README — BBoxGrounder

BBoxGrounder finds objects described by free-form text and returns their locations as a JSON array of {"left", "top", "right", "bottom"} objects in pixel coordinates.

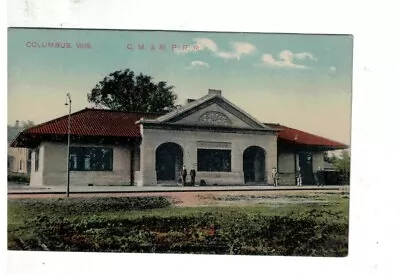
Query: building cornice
[{"left": 137, "top": 120, "right": 280, "bottom": 135}]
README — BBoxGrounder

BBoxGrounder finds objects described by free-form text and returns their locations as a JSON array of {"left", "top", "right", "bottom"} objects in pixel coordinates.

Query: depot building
[{"left": 11, "top": 89, "right": 348, "bottom": 187}]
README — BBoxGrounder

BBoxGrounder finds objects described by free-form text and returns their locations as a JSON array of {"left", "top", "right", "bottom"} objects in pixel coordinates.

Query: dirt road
[{"left": 8, "top": 188, "right": 348, "bottom": 207}]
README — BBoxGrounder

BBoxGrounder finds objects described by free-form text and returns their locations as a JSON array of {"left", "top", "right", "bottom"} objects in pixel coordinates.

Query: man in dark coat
[
  {"left": 316, "top": 167, "right": 324, "bottom": 186},
  {"left": 190, "top": 167, "right": 196, "bottom": 186},
  {"left": 181, "top": 165, "right": 187, "bottom": 185}
]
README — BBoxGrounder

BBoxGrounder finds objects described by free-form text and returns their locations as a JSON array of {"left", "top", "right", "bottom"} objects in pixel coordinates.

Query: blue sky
[{"left": 8, "top": 28, "right": 353, "bottom": 144}]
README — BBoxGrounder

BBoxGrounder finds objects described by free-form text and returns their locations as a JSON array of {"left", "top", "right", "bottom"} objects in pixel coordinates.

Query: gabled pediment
[
  {"left": 152, "top": 93, "right": 275, "bottom": 131},
  {"left": 172, "top": 102, "right": 253, "bottom": 128}
]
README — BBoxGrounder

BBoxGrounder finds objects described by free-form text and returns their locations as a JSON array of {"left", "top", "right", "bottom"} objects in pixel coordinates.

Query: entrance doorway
[
  {"left": 156, "top": 142, "right": 183, "bottom": 182},
  {"left": 243, "top": 146, "right": 266, "bottom": 183},
  {"left": 298, "top": 152, "right": 314, "bottom": 185}
]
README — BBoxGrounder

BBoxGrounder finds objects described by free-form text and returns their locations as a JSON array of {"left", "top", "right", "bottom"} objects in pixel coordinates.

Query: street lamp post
[{"left": 65, "top": 93, "right": 72, "bottom": 197}]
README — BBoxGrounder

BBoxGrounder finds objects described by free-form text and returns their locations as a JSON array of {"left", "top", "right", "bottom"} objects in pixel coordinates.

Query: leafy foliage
[{"left": 87, "top": 69, "right": 177, "bottom": 113}]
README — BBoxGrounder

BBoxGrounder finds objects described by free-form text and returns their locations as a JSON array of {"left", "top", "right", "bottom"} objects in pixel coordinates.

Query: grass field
[{"left": 8, "top": 191, "right": 349, "bottom": 256}]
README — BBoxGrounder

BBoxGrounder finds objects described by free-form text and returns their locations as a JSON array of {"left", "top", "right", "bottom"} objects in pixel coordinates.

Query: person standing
[
  {"left": 316, "top": 167, "right": 324, "bottom": 187},
  {"left": 181, "top": 165, "right": 187, "bottom": 186},
  {"left": 296, "top": 167, "right": 302, "bottom": 187},
  {"left": 272, "top": 167, "right": 279, "bottom": 187},
  {"left": 314, "top": 167, "right": 320, "bottom": 186},
  {"left": 190, "top": 166, "right": 196, "bottom": 186}
]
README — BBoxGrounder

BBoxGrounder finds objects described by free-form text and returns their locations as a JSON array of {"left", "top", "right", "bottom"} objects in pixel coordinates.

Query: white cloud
[
  {"left": 185, "top": 60, "right": 210, "bottom": 70},
  {"left": 232, "top": 42, "right": 257, "bottom": 55},
  {"left": 214, "top": 41, "right": 256, "bottom": 60},
  {"left": 175, "top": 38, "right": 218, "bottom": 54},
  {"left": 261, "top": 53, "right": 309, "bottom": 69},
  {"left": 176, "top": 38, "right": 256, "bottom": 60},
  {"left": 294, "top": 52, "right": 318, "bottom": 61},
  {"left": 259, "top": 50, "right": 317, "bottom": 69},
  {"left": 214, "top": 51, "right": 238, "bottom": 60},
  {"left": 194, "top": 38, "right": 218, "bottom": 52},
  {"left": 329, "top": 66, "right": 337, "bottom": 72},
  {"left": 279, "top": 50, "right": 295, "bottom": 62}
]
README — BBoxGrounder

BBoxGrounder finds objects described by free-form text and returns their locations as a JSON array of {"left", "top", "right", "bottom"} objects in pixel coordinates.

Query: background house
[{"left": 8, "top": 120, "right": 32, "bottom": 174}]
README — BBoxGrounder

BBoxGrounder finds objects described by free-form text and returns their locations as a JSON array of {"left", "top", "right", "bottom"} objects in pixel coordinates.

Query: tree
[
  {"left": 8, "top": 120, "right": 35, "bottom": 143},
  {"left": 323, "top": 151, "right": 337, "bottom": 164},
  {"left": 323, "top": 150, "right": 351, "bottom": 185},
  {"left": 333, "top": 150, "right": 350, "bottom": 173},
  {"left": 87, "top": 69, "right": 177, "bottom": 113},
  {"left": 331, "top": 150, "right": 351, "bottom": 185},
  {"left": 20, "top": 120, "right": 35, "bottom": 128}
]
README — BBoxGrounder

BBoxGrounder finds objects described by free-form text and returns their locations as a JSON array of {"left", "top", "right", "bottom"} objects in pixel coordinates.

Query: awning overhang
[{"left": 10, "top": 132, "right": 142, "bottom": 148}]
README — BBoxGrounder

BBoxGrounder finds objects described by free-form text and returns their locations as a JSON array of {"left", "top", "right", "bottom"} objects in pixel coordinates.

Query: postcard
[{"left": 7, "top": 28, "right": 352, "bottom": 256}]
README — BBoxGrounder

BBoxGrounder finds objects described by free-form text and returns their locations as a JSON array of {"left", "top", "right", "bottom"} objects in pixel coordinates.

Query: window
[
  {"left": 69, "top": 147, "right": 113, "bottom": 171},
  {"left": 70, "top": 154, "right": 78, "bottom": 170},
  {"left": 27, "top": 149, "right": 32, "bottom": 174},
  {"left": 133, "top": 145, "right": 140, "bottom": 171},
  {"left": 34, "top": 149, "right": 39, "bottom": 171},
  {"left": 8, "top": 156, "right": 14, "bottom": 169},
  {"left": 197, "top": 149, "right": 231, "bottom": 172}
]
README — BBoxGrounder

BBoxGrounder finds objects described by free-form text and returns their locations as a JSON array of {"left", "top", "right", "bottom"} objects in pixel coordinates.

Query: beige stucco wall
[
  {"left": 27, "top": 139, "right": 325, "bottom": 187},
  {"left": 278, "top": 152, "right": 295, "bottom": 173},
  {"left": 276, "top": 151, "right": 325, "bottom": 186},
  {"left": 278, "top": 151, "right": 325, "bottom": 173},
  {"left": 33, "top": 142, "right": 131, "bottom": 186},
  {"left": 138, "top": 126, "right": 278, "bottom": 186},
  {"left": 174, "top": 103, "right": 252, "bottom": 128},
  {"left": 26, "top": 141, "right": 325, "bottom": 187}
]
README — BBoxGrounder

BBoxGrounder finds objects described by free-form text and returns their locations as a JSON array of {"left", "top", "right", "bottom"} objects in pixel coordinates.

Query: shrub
[
  {"left": 8, "top": 196, "right": 172, "bottom": 216},
  {"left": 9, "top": 209, "right": 348, "bottom": 256},
  {"left": 8, "top": 173, "right": 30, "bottom": 183}
]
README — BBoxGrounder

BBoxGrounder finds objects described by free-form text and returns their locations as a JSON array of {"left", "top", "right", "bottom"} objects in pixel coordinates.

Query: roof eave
[{"left": 278, "top": 139, "right": 349, "bottom": 150}]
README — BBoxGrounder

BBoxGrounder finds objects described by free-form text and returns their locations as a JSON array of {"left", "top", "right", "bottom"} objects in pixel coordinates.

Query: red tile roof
[
  {"left": 11, "top": 108, "right": 348, "bottom": 149},
  {"left": 265, "top": 123, "right": 348, "bottom": 148},
  {"left": 21, "top": 108, "right": 160, "bottom": 137}
]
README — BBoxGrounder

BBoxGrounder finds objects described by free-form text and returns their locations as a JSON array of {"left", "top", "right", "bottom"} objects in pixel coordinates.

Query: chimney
[
  {"left": 15, "top": 120, "right": 20, "bottom": 128},
  {"left": 208, "top": 89, "right": 222, "bottom": 96},
  {"left": 186, "top": 98, "right": 196, "bottom": 104}
]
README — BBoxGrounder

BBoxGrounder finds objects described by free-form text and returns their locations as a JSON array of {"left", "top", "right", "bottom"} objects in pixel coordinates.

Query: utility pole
[{"left": 65, "top": 93, "right": 72, "bottom": 197}]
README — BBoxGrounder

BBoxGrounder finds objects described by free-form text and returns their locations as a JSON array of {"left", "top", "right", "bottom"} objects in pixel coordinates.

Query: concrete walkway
[{"left": 8, "top": 184, "right": 349, "bottom": 194}]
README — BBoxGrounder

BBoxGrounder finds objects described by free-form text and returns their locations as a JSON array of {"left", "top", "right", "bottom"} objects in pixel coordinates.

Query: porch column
[
  {"left": 232, "top": 143, "right": 244, "bottom": 184},
  {"left": 183, "top": 140, "right": 197, "bottom": 171},
  {"left": 138, "top": 134, "right": 157, "bottom": 187},
  {"left": 266, "top": 140, "right": 278, "bottom": 184}
]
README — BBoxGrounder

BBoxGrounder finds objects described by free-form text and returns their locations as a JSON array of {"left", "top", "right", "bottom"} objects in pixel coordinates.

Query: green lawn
[{"left": 8, "top": 193, "right": 349, "bottom": 256}]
